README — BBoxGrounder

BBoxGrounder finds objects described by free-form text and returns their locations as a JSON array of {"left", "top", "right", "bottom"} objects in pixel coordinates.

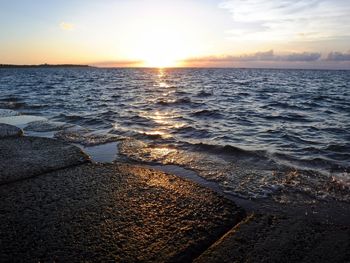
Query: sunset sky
[{"left": 1, "top": 0, "right": 350, "bottom": 68}]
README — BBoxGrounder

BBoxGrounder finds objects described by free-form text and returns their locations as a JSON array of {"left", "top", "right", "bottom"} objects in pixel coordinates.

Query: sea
[{"left": 0, "top": 67, "right": 349, "bottom": 203}]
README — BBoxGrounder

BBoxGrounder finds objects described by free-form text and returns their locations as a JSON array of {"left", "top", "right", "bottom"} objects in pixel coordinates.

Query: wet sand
[{"left": 0, "top": 123, "right": 349, "bottom": 262}]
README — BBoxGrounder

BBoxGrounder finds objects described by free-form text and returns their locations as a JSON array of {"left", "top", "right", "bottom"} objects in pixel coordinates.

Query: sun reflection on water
[
  {"left": 130, "top": 69, "right": 186, "bottom": 140},
  {"left": 157, "top": 68, "right": 165, "bottom": 78}
]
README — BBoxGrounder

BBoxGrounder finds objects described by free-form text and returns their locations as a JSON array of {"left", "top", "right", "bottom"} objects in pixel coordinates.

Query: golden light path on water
[
  {"left": 138, "top": 68, "right": 186, "bottom": 140},
  {"left": 135, "top": 68, "right": 184, "bottom": 159}
]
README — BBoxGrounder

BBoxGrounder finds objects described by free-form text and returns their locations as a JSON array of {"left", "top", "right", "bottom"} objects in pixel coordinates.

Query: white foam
[{"left": 0, "top": 109, "right": 20, "bottom": 117}]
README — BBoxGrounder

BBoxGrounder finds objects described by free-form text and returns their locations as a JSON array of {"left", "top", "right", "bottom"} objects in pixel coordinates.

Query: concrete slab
[
  {"left": 0, "top": 136, "right": 90, "bottom": 184},
  {"left": 0, "top": 163, "right": 245, "bottom": 262},
  {"left": 0, "top": 123, "right": 23, "bottom": 138},
  {"left": 194, "top": 214, "right": 350, "bottom": 263}
]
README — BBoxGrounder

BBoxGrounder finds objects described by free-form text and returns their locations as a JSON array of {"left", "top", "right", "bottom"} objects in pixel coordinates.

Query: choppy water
[{"left": 0, "top": 68, "right": 349, "bottom": 201}]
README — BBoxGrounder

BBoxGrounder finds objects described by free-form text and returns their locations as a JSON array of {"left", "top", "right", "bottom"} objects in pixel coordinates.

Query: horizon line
[{"left": 1, "top": 63, "right": 350, "bottom": 71}]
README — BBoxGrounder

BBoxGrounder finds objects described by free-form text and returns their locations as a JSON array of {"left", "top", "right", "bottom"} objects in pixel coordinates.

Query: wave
[
  {"left": 262, "top": 101, "right": 301, "bottom": 110},
  {"left": 281, "top": 133, "right": 320, "bottom": 145},
  {"left": 182, "top": 141, "right": 268, "bottom": 161},
  {"left": 191, "top": 142, "right": 249, "bottom": 155},
  {"left": 0, "top": 98, "right": 27, "bottom": 109},
  {"left": 190, "top": 109, "right": 223, "bottom": 118},
  {"left": 324, "top": 143, "right": 350, "bottom": 153},
  {"left": 197, "top": 90, "right": 212, "bottom": 97},
  {"left": 156, "top": 97, "right": 192, "bottom": 106},
  {"left": 272, "top": 151, "right": 349, "bottom": 173},
  {"left": 53, "top": 113, "right": 88, "bottom": 123},
  {"left": 0, "top": 97, "right": 23, "bottom": 102},
  {"left": 49, "top": 113, "right": 112, "bottom": 131},
  {"left": 264, "top": 113, "right": 311, "bottom": 122}
]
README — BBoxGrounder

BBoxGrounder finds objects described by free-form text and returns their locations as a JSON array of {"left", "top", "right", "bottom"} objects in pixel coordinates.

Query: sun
[
  {"left": 126, "top": 26, "right": 191, "bottom": 68},
  {"left": 143, "top": 55, "right": 176, "bottom": 68},
  {"left": 141, "top": 50, "right": 180, "bottom": 68},
  {"left": 137, "top": 34, "right": 186, "bottom": 68},
  {"left": 117, "top": 8, "right": 208, "bottom": 68}
]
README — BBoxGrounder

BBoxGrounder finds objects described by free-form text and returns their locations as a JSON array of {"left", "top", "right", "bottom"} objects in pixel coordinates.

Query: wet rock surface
[
  {"left": 194, "top": 213, "right": 350, "bottom": 263},
  {"left": 0, "top": 163, "right": 244, "bottom": 262},
  {"left": 0, "top": 123, "right": 23, "bottom": 138},
  {"left": 0, "top": 136, "right": 90, "bottom": 184}
]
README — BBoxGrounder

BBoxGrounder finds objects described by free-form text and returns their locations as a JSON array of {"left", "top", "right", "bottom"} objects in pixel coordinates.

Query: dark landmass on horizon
[{"left": 0, "top": 64, "right": 91, "bottom": 68}]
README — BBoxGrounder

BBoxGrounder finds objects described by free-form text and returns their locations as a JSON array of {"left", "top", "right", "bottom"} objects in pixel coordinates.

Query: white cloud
[
  {"left": 220, "top": 0, "right": 319, "bottom": 23},
  {"left": 60, "top": 22, "right": 74, "bottom": 31},
  {"left": 219, "top": 0, "right": 350, "bottom": 41}
]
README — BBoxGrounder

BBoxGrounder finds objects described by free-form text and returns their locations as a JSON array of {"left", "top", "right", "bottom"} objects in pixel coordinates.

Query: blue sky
[{"left": 0, "top": 0, "right": 349, "bottom": 68}]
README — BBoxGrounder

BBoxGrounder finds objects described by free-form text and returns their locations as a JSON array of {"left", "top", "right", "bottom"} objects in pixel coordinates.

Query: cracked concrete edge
[
  {"left": 0, "top": 123, "right": 24, "bottom": 138},
  {"left": 0, "top": 135, "right": 91, "bottom": 184}
]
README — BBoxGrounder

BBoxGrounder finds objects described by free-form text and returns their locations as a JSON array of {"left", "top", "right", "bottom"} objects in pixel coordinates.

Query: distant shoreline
[{"left": 0, "top": 64, "right": 91, "bottom": 68}]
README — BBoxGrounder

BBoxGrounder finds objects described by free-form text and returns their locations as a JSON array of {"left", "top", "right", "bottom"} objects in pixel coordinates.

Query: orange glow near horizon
[{"left": 142, "top": 57, "right": 179, "bottom": 68}]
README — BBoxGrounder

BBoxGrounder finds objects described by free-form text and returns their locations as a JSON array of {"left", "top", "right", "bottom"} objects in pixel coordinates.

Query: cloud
[
  {"left": 282, "top": 52, "right": 321, "bottom": 62},
  {"left": 91, "top": 60, "right": 143, "bottom": 67},
  {"left": 326, "top": 51, "right": 350, "bottom": 61},
  {"left": 241, "top": 50, "right": 275, "bottom": 61},
  {"left": 60, "top": 22, "right": 74, "bottom": 31},
  {"left": 220, "top": 0, "right": 319, "bottom": 23},
  {"left": 186, "top": 50, "right": 321, "bottom": 63},
  {"left": 219, "top": 0, "right": 350, "bottom": 41}
]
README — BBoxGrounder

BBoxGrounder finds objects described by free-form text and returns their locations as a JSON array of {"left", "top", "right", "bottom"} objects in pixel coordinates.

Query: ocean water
[{"left": 0, "top": 68, "right": 349, "bottom": 201}]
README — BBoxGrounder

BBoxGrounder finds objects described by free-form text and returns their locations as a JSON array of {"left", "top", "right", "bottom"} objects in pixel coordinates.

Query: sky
[{"left": 0, "top": 0, "right": 349, "bottom": 69}]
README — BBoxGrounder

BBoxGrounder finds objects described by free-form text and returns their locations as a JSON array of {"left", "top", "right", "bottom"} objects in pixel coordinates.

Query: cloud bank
[
  {"left": 186, "top": 50, "right": 321, "bottom": 63},
  {"left": 183, "top": 50, "right": 350, "bottom": 69},
  {"left": 326, "top": 51, "right": 350, "bottom": 61}
]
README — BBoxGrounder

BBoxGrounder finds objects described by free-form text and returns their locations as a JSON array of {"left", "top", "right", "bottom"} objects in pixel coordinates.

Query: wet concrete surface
[
  {"left": 0, "top": 136, "right": 90, "bottom": 184},
  {"left": 0, "top": 162, "right": 244, "bottom": 262},
  {"left": 195, "top": 213, "right": 350, "bottom": 263}
]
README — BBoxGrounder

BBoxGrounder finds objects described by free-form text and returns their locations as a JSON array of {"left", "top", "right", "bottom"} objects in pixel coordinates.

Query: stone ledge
[
  {"left": 0, "top": 136, "right": 90, "bottom": 184},
  {"left": 0, "top": 123, "right": 23, "bottom": 138},
  {"left": 194, "top": 213, "right": 350, "bottom": 263},
  {"left": 0, "top": 163, "right": 245, "bottom": 262}
]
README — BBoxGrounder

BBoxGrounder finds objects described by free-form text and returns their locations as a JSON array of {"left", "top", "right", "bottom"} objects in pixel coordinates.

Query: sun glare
[
  {"left": 138, "top": 34, "right": 186, "bottom": 68},
  {"left": 140, "top": 43, "right": 177, "bottom": 67},
  {"left": 110, "top": 2, "right": 213, "bottom": 68},
  {"left": 123, "top": 22, "right": 194, "bottom": 68},
  {"left": 143, "top": 57, "right": 176, "bottom": 68}
]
